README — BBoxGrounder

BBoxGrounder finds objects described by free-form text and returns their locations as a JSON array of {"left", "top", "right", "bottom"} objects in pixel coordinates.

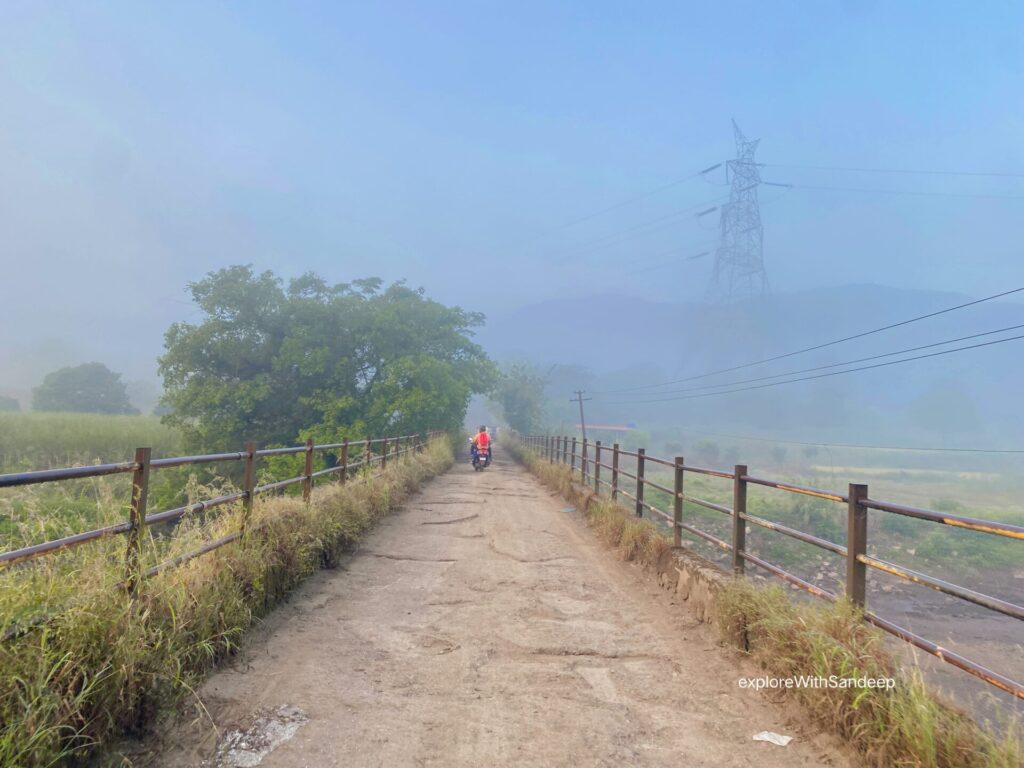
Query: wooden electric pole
[{"left": 570, "top": 390, "right": 592, "bottom": 442}]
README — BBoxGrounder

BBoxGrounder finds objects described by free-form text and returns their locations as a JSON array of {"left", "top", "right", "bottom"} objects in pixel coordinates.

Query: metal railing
[
  {"left": 0, "top": 431, "right": 448, "bottom": 594},
  {"left": 520, "top": 433, "right": 1024, "bottom": 700}
]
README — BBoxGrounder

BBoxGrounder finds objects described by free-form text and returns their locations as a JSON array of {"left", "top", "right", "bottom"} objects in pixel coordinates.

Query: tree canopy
[
  {"left": 159, "top": 266, "right": 495, "bottom": 450},
  {"left": 32, "top": 363, "right": 139, "bottom": 415},
  {"left": 490, "top": 363, "right": 547, "bottom": 434}
]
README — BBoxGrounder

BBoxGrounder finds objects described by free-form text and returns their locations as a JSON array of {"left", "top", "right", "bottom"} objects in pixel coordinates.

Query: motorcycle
[{"left": 470, "top": 442, "right": 491, "bottom": 471}]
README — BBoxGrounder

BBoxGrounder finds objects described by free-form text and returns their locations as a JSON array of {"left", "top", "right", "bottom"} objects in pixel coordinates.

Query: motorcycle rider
[{"left": 470, "top": 426, "right": 491, "bottom": 465}]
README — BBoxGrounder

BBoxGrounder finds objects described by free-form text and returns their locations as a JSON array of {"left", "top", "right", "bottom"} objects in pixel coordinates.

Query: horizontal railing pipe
[
  {"left": 741, "top": 512, "right": 848, "bottom": 556},
  {"left": 150, "top": 452, "right": 247, "bottom": 469},
  {"left": 680, "top": 493, "right": 733, "bottom": 517},
  {"left": 859, "top": 554, "right": 1024, "bottom": 620},
  {"left": 0, "top": 462, "right": 138, "bottom": 489},
  {"left": 0, "top": 521, "right": 133, "bottom": 567},
  {"left": 742, "top": 475, "right": 847, "bottom": 503},
  {"left": 254, "top": 446, "right": 306, "bottom": 457},
  {"left": 145, "top": 492, "right": 248, "bottom": 527},
  {"left": 862, "top": 498, "right": 1024, "bottom": 540},
  {"left": 681, "top": 465, "right": 735, "bottom": 479}
]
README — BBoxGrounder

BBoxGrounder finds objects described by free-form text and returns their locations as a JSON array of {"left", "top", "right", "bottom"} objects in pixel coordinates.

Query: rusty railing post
[
  {"left": 365, "top": 435, "right": 373, "bottom": 473},
  {"left": 340, "top": 438, "right": 349, "bottom": 485},
  {"left": 302, "top": 438, "right": 315, "bottom": 502},
  {"left": 240, "top": 441, "right": 256, "bottom": 538},
  {"left": 635, "top": 448, "right": 645, "bottom": 517},
  {"left": 571, "top": 437, "right": 578, "bottom": 477},
  {"left": 847, "top": 483, "right": 868, "bottom": 607},
  {"left": 124, "top": 447, "right": 151, "bottom": 593},
  {"left": 581, "top": 438, "right": 589, "bottom": 484},
  {"left": 382, "top": 437, "right": 388, "bottom": 469},
  {"left": 732, "top": 464, "right": 748, "bottom": 575},
  {"left": 548, "top": 435, "right": 554, "bottom": 464},
  {"left": 593, "top": 440, "right": 602, "bottom": 495},
  {"left": 673, "top": 456, "right": 684, "bottom": 548},
  {"left": 611, "top": 443, "right": 620, "bottom": 502}
]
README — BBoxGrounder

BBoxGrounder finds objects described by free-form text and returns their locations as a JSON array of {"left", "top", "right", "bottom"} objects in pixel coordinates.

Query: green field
[
  {"left": 0, "top": 412, "right": 184, "bottom": 472},
  {"left": 0, "top": 413, "right": 191, "bottom": 552}
]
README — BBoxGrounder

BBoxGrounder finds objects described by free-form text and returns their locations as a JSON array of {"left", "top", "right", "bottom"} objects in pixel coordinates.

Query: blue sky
[{"left": 1, "top": 1, "right": 1023, "bottom": 381}]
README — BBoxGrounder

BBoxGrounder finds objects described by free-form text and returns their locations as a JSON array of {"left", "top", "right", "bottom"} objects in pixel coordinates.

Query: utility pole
[{"left": 570, "top": 390, "right": 592, "bottom": 442}]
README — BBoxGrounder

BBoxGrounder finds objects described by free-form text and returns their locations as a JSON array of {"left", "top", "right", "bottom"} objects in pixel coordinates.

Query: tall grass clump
[
  {"left": 0, "top": 438, "right": 453, "bottom": 766},
  {"left": 717, "top": 580, "right": 1021, "bottom": 768},
  {"left": 507, "top": 441, "right": 671, "bottom": 568}
]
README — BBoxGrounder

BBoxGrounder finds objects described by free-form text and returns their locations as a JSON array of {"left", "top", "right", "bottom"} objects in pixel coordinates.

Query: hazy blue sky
[{"left": 2, "top": 1, "right": 1023, "bottom": 383}]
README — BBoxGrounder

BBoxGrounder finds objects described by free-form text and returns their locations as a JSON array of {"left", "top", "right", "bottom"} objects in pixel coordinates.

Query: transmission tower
[{"left": 708, "top": 120, "right": 768, "bottom": 302}]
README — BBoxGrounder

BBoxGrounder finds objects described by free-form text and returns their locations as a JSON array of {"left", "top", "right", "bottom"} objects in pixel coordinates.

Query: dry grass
[
  {"left": 0, "top": 438, "right": 453, "bottom": 766},
  {"left": 509, "top": 443, "right": 670, "bottom": 569},
  {"left": 510, "top": 439, "right": 1022, "bottom": 768},
  {"left": 717, "top": 581, "right": 1021, "bottom": 768}
]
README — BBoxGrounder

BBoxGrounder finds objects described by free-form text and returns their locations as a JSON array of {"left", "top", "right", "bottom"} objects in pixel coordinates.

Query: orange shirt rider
[{"left": 471, "top": 428, "right": 491, "bottom": 453}]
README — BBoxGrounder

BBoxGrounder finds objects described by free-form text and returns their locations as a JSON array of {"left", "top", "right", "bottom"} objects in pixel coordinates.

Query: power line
[
  {"left": 608, "top": 323, "right": 1024, "bottom": 398},
  {"left": 527, "top": 163, "right": 724, "bottom": 244},
  {"left": 602, "top": 286, "right": 1024, "bottom": 394},
  {"left": 744, "top": 162, "right": 1024, "bottom": 179},
  {"left": 762, "top": 180, "right": 1024, "bottom": 201},
  {"left": 629, "top": 249, "right": 712, "bottom": 275},
  {"left": 600, "top": 332, "right": 1024, "bottom": 404},
  {"left": 679, "top": 428, "right": 1024, "bottom": 455},
  {"left": 553, "top": 195, "right": 727, "bottom": 259}
]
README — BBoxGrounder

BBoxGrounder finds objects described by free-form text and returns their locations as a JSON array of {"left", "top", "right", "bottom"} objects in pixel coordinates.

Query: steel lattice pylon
[{"left": 708, "top": 120, "right": 768, "bottom": 302}]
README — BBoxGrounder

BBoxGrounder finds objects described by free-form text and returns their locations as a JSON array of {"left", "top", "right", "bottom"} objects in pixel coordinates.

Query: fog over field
[
  {"left": 3, "top": 3, "right": 1024, "bottom": 430},
  {"left": 2, "top": 3, "right": 1024, "bottom": 763}
]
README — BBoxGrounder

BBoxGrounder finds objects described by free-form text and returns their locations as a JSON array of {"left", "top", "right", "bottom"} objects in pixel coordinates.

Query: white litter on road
[
  {"left": 216, "top": 705, "right": 309, "bottom": 767},
  {"left": 752, "top": 731, "right": 793, "bottom": 747}
]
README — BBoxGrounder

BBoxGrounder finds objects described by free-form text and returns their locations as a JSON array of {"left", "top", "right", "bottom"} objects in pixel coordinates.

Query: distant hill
[{"left": 478, "top": 284, "right": 1024, "bottom": 444}]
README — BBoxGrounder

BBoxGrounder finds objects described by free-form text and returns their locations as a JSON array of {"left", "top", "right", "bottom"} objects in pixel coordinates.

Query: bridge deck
[{"left": 138, "top": 453, "right": 851, "bottom": 767}]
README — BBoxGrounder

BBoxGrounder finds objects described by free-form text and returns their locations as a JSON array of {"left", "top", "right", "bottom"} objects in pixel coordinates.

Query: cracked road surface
[{"left": 141, "top": 453, "right": 852, "bottom": 767}]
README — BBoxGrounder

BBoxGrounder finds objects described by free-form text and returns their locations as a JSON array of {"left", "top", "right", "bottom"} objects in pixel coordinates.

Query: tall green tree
[
  {"left": 159, "top": 266, "right": 495, "bottom": 450},
  {"left": 32, "top": 363, "right": 139, "bottom": 415},
  {"left": 491, "top": 362, "right": 546, "bottom": 434},
  {"left": 0, "top": 396, "right": 19, "bottom": 412}
]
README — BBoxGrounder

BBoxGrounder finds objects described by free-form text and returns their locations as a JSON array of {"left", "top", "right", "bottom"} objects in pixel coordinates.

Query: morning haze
[{"left": 2, "top": 2, "right": 1023, "bottom": 764}]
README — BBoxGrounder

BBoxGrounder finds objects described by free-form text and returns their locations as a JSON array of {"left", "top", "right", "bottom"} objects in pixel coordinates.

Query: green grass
[
  {"left": 0, "top": 412, "right": 184, "bottom": 472},
  {"left": 0, "top": 438, "right": 454, "bottom": 766}
]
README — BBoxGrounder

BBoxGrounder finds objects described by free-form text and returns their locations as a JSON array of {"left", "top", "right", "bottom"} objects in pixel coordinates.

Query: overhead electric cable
[
  {"left": 630, "top": 249, "right": 712, "bottom": 275},
  {"left": 608, "top": 323, "right": 1024, "bottom": 397},
  {"left": 527, "top": 163, "right": 724, "bottom": 243},
  {"left": 762, "top": 181, "right": 1024, "bottom": 201},
  {"left": 602, "top": 286, "right": 1024, "bottom": 394},
  {"left": 677, "top": 428, "right": 1024, "bottom": 455},
  {"left": 600, "top": 333, "right": 1024, "bottom": 404},
  {"left": 742, "top": 162, "right": 1024, "bottom": 179},
  {"left": 555, "top": 195, "right": 726, "bottom": 258}
]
